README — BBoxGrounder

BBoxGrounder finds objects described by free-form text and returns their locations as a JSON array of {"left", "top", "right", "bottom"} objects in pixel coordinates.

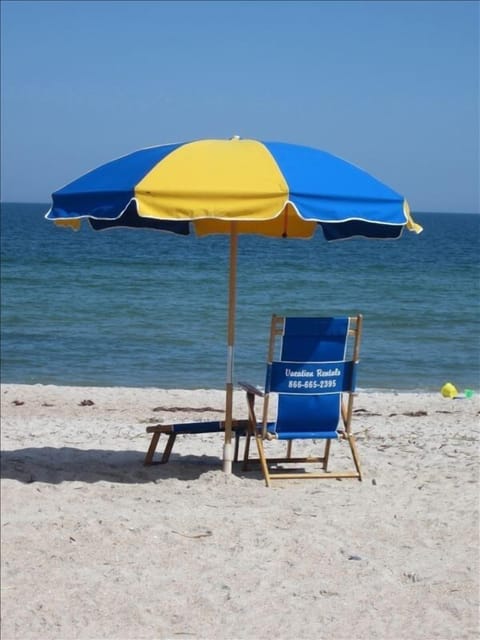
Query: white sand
[{"left": 1, "top": 383, "right": 479, "bottom": 640}]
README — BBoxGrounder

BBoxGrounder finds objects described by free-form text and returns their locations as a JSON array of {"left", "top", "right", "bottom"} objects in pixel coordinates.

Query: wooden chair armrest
[{"left": 238, "top": 381, "right": 265, "bottom": 397}]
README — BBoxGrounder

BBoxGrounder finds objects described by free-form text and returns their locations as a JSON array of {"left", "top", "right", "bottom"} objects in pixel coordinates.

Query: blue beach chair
[
  {"left": 240, "top": 315, "right": 363, "bottom": 487},
  {"left": 144, "top": 420, "right": 247, "bottom": 465}
]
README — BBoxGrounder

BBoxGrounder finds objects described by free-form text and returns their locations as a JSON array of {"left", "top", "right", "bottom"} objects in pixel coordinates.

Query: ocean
[{"left": 1, "top": 203, "right": 479, "bottom": 393}]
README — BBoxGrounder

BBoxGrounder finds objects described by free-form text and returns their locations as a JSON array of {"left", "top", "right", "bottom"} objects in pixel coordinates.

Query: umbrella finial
[{"left": 231, "top": 135, "right": 241, "bottom": 140}]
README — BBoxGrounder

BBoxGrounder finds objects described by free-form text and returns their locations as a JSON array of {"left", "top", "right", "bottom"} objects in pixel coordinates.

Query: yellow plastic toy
[{"left": 441, "top": 382, "right": 458, "bottom": 398}]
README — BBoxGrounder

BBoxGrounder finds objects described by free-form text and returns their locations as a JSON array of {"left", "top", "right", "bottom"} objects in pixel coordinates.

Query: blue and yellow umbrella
[{"left": 46, "top": 137, "right": 422, "bottom": 472}]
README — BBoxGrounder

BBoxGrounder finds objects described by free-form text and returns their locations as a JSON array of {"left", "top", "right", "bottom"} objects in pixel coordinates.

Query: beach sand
[{"left": 1, "top": 383, "right": 479, "bottom": 640}]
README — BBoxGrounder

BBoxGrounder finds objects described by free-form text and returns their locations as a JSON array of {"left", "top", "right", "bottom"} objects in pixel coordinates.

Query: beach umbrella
[{"left": 45, "top": 137, "right": 422, "bottom": 473}]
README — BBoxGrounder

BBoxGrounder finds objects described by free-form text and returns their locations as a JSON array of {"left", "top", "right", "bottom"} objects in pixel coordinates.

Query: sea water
[{"left": 1, "top": 203, "right": 479, "bottom": 392}]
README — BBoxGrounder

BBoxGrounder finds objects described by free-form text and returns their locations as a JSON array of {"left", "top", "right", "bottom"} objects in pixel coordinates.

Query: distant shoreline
[{"left": 2, "top": 381, "right": 473, "bottom": 396}]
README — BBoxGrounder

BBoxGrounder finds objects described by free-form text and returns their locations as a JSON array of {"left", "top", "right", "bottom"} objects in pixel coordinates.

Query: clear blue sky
[{"left": 1, "top": 0, "right": 478, "bottom": 213}]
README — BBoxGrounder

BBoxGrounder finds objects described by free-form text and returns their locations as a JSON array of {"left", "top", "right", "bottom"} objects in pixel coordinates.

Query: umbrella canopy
[{"left": 46, "top": 137, "right": 422, "bottom": 472}]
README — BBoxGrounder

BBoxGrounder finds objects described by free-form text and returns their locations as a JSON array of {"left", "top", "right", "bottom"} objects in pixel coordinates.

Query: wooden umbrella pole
[{"left": 223, "top": 225, "right": 238, "bottom": 473}]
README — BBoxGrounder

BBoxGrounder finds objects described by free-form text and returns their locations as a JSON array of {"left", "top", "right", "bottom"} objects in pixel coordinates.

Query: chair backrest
[{"left": 263, "top": 315, "right": 362, "bottom": 439}]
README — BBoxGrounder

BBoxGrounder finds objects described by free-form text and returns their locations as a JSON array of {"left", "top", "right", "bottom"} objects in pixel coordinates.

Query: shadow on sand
[{"left": 0, "top": 446, "right": 261, "bottom": 484}]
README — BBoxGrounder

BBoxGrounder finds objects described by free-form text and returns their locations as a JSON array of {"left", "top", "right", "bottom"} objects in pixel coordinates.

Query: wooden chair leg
[
  {"left": 323, "top": 439, "right": 332, "bottom": 471},
  {"left": 144, "top": 431, "right": 161, "bottom": 466},
  {"left": 162, "top": 433, "right": 176, "bottom": 463},
  {"left": 254, "top": 432, "right": 271, "bottom": 488},
  {"left": 286, "top": 440, "right": 293, "bottom": 459},
  {"left": 234, "top": 431, "right": 240, "bottom": 462},
  {"left": 347, "top": 434, "right": 362, "bottom": 480},
  {"left": 243, "top": 433, "right": 252, "bottom": 470}
]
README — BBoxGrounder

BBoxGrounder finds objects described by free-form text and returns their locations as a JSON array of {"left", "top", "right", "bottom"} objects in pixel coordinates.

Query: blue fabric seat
[{"left": 240, "top": 315, "right": 363, "bottom": 487}]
